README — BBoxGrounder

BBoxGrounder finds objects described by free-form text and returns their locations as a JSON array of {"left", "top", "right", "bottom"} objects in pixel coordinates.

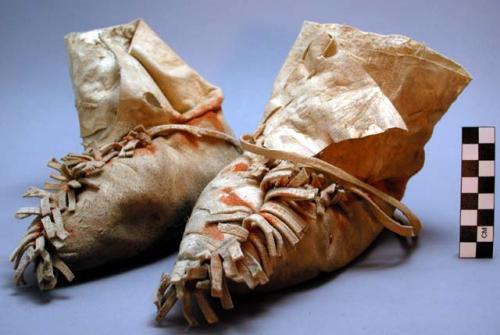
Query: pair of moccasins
[{"left": 11, "top": 19, "right": 471, "bottom": 326}]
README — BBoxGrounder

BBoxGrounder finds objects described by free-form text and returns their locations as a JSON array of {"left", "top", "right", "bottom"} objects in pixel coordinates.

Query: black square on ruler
[
  {"left": 478, "top": 177, "right": 495, "bottom": 193},
  {"left": 461, "top": 193, "right": 478, "bottom": 209},
  {"left": 462, "top": 127, "right": 479, "bottom": 144},
  {"left": 478, "top": 209, "right": 495, "bottom": 226},
  {"left": 476, "top": 242, "right": 494, "bottom": 258},
  {"left": 462, "top": 160, "right": 478, "bottom": 177},
  {"left": 479, "top": 143, "right": 495, "bottom": 160},
  {"left": 460, "top": 226, "right": 477, "bottom": 242}
]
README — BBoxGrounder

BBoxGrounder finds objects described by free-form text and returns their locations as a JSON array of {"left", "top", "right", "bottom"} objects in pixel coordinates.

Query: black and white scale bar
[{"left": 460, "top": 127, "right": 495, "bottom": 258}]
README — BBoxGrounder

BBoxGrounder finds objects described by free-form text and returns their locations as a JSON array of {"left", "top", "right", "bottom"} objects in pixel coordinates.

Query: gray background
[{"left": 1, "top": 0, "right": 499, "bottom": 334}]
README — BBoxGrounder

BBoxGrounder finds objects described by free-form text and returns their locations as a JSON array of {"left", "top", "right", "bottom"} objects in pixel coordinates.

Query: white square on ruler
[
  {"left": 479, "top": 127, "right": 495, "bottom": 143},
  {"left": 462, "top": 144, "right": 479, "bottom": 160},
  {"left": 478, "top": 193, "right": 495, "bottom": 209},
  {"left": 479, "top": 161, "right": 495, "bottom": 176},
  {"left": 477, "top": 226, "right": 494, "bottom": 242},
  {"left": 462, "top": 177, "right": 478, "bottom": 193},
  {"left": 460, "top": 242, "right": 477, "bottom": 258},
  {"left": 461, "top": 210, "right": 478, "bottom": 226}
]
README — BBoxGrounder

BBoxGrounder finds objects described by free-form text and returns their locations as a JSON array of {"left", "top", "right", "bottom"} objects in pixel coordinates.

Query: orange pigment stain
[
  {"left": 202, "top": 224, "right": 224, "bottom": 241},
  {"left": 232, "top": 162, "right": 249, "bottom": 172},
  {"left": 219, "top": 187, "right": 255, "bottom": 210},
  {"left": 187, "top": 111, "right": 225, "bottom": 132}
]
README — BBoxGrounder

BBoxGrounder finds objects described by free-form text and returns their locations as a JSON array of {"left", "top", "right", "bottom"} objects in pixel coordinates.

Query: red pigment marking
[
  {"left": 202, "top": 224, "right": 224, "bottom": 241},
  {"left": 219, "top": 187, "right": 255, "bottom": 210},
  {"left": 232, "top": 162, "right": 249, "bottom": 172},
  {"left": 180, "top": 133, "right": 200, "bottom": 148},
  {"left": 187, "top": 110, "right": 225, "bottom": 132},
  {"left": 135, "top": 143, "right": 157, "bottom": 156}
]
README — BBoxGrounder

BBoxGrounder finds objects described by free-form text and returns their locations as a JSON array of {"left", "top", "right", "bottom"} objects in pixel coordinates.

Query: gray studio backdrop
[{"left": 1, "top": 1, "right": 499, "bottom": 334}]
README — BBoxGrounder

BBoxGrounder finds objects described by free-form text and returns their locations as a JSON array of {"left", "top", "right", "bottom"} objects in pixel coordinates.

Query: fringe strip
[{"left": 11, "top": 125, "right": 240, "bottom": 290}]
